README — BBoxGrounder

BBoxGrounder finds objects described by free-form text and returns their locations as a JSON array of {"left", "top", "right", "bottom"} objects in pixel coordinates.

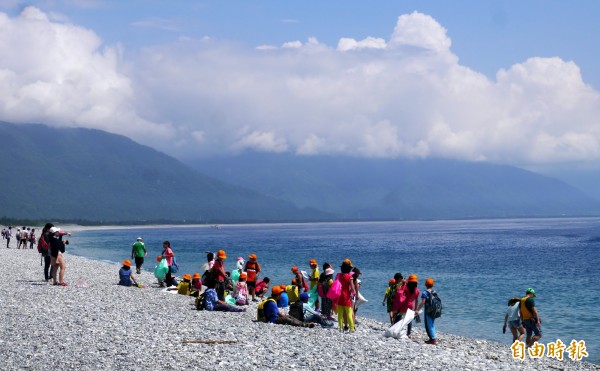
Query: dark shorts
[
  {"left": 523, "top": 319, "right": 542, "bottom": 337},
  {"left": 134, "top": 257, "right": 144, "bottom": 267},
  {"left": 247, "top": 281, "right": 256, "bottom": 288}
]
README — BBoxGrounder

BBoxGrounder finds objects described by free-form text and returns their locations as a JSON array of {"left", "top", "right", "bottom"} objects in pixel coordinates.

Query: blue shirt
[
  {"left": 204, "top": 288, "right": 218, "bottom": 311},
  {"left": 119, "top": 268, "right": 133, "bottom": 286},
  {"left": 278, "top": 292, "right": 289, "bottom": 307},
  {"left": 264, "top": 299, "right": 279, "bottom": 323}
]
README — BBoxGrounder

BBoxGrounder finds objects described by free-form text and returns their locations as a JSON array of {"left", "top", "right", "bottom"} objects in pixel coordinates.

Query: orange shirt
[{"left": 244, "top": 261, "right": 261, "bottom": 282}]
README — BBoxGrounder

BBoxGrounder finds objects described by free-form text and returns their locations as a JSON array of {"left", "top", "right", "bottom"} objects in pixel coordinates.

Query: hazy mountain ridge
[
  {"left": 0, "top": 122, "right": 325, "bottom": 223},
  {"left": 190, "top": 153, "right": 600, "bottom": 220}
]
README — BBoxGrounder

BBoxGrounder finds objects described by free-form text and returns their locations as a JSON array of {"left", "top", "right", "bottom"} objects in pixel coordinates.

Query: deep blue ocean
[{"left": 68, "top": 217, "right": 599, "bottom": 364}]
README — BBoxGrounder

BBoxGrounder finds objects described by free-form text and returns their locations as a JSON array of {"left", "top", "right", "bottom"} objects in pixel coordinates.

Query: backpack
[
  {"left": 195, "top": 291, "right": 207, "bottom": 310},
  {"left": 170, "top": 256, "right": 179, "bottom": 274},
  {"left": 256, "top": 298, "right": 276, "bottom": 322},
  {"left": 37, "top": 235, "right": 49, "bottom": 254},
  {"left": 426, "top": 290, "right": 443, "bottom": 318},
  {"left": 289, "top": 301, "right": 304, "bottom": 322}
]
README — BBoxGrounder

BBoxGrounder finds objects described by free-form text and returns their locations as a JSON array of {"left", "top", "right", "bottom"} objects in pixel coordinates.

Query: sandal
[{"left": 59, "top": 282, "right": 68, "bottom": 286}]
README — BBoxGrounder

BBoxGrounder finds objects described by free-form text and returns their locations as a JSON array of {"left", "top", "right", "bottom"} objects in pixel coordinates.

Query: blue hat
[{"left": 299, "top": 292, "right": 309, "bottom": 302}]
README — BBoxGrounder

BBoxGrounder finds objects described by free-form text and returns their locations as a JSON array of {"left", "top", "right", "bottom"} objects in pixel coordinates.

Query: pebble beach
[{"left": 0, "top": 247, "right": 596, "bottom": 370}]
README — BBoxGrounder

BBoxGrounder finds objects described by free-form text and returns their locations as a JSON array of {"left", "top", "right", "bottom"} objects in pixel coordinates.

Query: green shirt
[{"left": 132, "top": 241, "right": 146, "bottom": 257}]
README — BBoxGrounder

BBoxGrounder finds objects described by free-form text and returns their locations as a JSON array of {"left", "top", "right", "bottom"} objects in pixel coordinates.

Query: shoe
[
  {"left": 136, "top": 269, "right": 141, "bottom": 274},
  {"left": 425, "top": 339, "right": 437, "bottom": 345},
  {"left": 252, "top": 298, "right": 258, "bottom": 302},
  {"left": 344, "top": 325, "right": 349, "bottom": 331},
  {"left": 59, "top": 282, "right": 68, "bottom": 286},
  {"left": 304, "top": 323, "right": 315, "bottom": 328}
]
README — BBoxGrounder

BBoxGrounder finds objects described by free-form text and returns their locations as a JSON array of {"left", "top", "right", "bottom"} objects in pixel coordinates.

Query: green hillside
[{"left": 0, "top": 122, "right": 324, "bottom": 223}]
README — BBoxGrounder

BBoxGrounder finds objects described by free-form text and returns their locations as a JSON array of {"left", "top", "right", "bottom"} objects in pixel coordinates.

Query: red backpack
[{"left": 37, "top": 235, "right": 49, "bottom": 254}]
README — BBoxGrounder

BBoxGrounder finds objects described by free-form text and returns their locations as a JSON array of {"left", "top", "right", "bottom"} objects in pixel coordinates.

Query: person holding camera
[{"left": 49, "top": 226, "right": 70, "bottom": 286}]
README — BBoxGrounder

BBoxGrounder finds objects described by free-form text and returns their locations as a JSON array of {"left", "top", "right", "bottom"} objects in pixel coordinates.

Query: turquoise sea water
[{"left": 67, "top": 217, "right": 599, "bottom": 364}]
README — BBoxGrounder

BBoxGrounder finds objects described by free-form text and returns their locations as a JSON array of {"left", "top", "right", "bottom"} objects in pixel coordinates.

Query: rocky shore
[{"left": 0, "top": 248, "right": 596, "bottom": 370}]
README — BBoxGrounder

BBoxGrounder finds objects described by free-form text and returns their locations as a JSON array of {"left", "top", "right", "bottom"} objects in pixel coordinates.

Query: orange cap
[
  {"left": 425, "top": 278, "right": 434, "bottom": 287},
  {"left": 291, "top": 266, "right": 298, "bottom": 273},
  {"left": 309, "top": 259, "right": 317, "bottom": 266},
  {"left": 157, "top": 255, "right": 162, "bottom": 262},
  {"left": 272, "top": 286, "right": 284, "bottom": 295},
  {"left": 249, "top": 254, "right": 257, "bottom": 261},
  {"left": 183, "top": 274, "right": 192, "bottom": 281},
  {"left": 217, "top": 250, "right": 227, "bottom": 259},
  {"left": 388, "top": 279, "right": 396, "bottom": 285},
  {"left": 279, "top": 284, "right": 287, "bottom": 290},
  {"left": 193, "top": 273, "right": 201, "bottom": 279},
  {"left": 343, "top": 259, "right": 353, "bottom": 267},
  {"left": 240, "top": 272, "right": 247, "bottom": 279},
  {"left": 122, "top": 260, "right": 131, "bottom": 267},
  {"left": 407, "top": 274, "right": 418, "bottom": 283},
  {"left": 291, "top": 278, "right": 297, "bottom": 284}
]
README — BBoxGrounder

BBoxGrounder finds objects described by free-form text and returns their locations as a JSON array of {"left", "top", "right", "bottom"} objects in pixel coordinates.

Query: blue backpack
[{"left": 170, "top": 256, "right": 179, "bottom": 274}]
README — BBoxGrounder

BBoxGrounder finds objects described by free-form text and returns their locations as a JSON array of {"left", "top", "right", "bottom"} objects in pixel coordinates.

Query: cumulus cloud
[
  {"left": 1, "top": 8, "right": 600, "bottom": 167},
  {"left": 0, "top": 7, "right": 173, "bottom": 142}
]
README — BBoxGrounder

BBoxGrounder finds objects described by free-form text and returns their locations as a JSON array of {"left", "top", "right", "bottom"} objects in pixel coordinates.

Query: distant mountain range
[
  {"left": 2, "top": 121, "right": 599, "bottom": 224},
  {"left": 189, "top": 153, "right": 600, "bottom": 220},
  {"left": 0, "top": 122, "right": 324, "bottom": 223}
]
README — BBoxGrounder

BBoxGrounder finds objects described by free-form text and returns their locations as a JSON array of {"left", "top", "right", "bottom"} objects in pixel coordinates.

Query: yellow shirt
[
  {"left": 310, "top": 268, "right": 320, "bottom": 289},
  {"left": 286, "top": 285, "right": 299, "bottom": 303},
  {"left": 177, "top": 281, "right": 190, "bottom": 295}
]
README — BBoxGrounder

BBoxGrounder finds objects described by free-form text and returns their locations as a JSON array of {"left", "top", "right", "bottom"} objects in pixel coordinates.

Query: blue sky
[
  {"left": 5, "top": 1, "right": 596, "bottom": 87},
  {"left": 1, "top": 0, "right": 600, "bottom": 190}
]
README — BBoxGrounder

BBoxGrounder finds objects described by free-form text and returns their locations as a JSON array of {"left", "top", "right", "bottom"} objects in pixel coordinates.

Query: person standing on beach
[
  {"left": 416, "top": 278, "right": 438, "bottom": 345},
  {"left": 161, "top": 241, "right": 175, "bottom": 287},
  {"left": 503, "top": 297, "right": 525, "bottom": 343},
  {"left": 244, "top": 254, "right": 261, "bottom": 302},
  {"left": 395, "top": 274, "right": 420, "bottom": 338},
  {"left": 309, "top": 259, "right": 320, "bottom": 310},
  {"left": 337, "top": 261, "right": 356, "bottom": 333},
  {"left": 211, "top": 250, "right": 228, "bottom": 300},
  {"left": 131, "top": 237, "right": 147, "bottom": 274},
  {"left": 5, "top": 226, "right": 12, "bottom": 248},
  {"left": 49, "top": 226, "right": 70, "bottom": 286},
  {"left": 39, "top": 223, "right": 53, "bottom": 281},
  {"left": 520, "top": 288, "right": 542, "bottom": 347},
  {"left": 1, "top": 228, "right": 5, "bottom": 240},
  {"left": 29, "top": 228, "right": 35, "bottom": 249}
]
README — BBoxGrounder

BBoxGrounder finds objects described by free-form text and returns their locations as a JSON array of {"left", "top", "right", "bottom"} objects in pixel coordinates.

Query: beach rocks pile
[{"left": 0, "top": 249, "right": 596, "bottom": 370}]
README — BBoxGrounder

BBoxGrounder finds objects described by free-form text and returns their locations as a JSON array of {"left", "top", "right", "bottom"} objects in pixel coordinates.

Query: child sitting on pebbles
[
  {"left": 233, "top": 272, "right": 249, "bottom": 305},
  {"left": 118, "top": 260, "right": 139, "bottom": 287},
  {"left": 168, "top": 274, "right": 192, "bottom": 295}
]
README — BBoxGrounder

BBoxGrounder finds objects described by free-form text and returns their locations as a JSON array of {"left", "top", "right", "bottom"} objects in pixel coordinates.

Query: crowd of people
[
  {"left": 111, "top": 239, "right": 445, "bottom": 341},
  {"left": 2, "top": 226, "right": 37, "bottom": 249},
  {"left": 5, "top": 225, "right": 544, "bottom": 348}
]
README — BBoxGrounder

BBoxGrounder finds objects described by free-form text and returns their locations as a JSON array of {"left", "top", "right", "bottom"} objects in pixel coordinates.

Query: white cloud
[
  {"left": 0, "top": 6, "right": 173, "bottom": 142},
  {"left": 1, "top": 8, "right": 600, "bottom": 168}
]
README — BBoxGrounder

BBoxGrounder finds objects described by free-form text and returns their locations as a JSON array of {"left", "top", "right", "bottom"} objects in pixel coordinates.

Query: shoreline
[{"left": 0, "top": 247, "right": 595, "bottom": 370}]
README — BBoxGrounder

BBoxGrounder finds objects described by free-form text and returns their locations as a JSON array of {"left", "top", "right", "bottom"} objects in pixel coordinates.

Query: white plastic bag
[{"left": 384, "top": 309, "right": 415, "bottom": 339}]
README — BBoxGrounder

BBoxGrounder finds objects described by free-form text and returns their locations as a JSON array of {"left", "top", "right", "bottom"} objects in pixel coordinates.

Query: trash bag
[
  {"left": 384, "top": 309, "right": 415, "bottom": 339},
  {"left": 225, "top": 294, "right": 236, "bottom": 305},
  {"left": 308, "top": 286, "right": 319, "bottom": 308},
  {"left": 154, "top": 258, "right": 169, "bottom": 281},
  {"left": 326, "top": 274, "right": 342, "bottom": 302},
  {"left": 231, "top": 269, "right": 240, "bottom": 284}
]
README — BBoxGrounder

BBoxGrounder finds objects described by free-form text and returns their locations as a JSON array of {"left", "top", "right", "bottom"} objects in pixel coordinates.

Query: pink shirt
[
  {"left": 397, "top": 285, "right": 420, "bottom": 313},
  {"left": 162, "top": 248, "right": 173, "bottom": 266}
]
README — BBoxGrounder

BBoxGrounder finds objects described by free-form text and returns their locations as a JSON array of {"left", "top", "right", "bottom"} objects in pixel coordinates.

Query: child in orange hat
[
  {"left": 382, "top": 278, "right": 396, "bottom": 324},
  {"left": 118, "top": 260, "right": 139, "bottom": 287},
  {"left": 244, "top": 253, "right": 261, "bottom": 302},
  {"left": 234, "top": 272, "right": 249, "bottom": 305},
  {"left": 190, "top": 273, "right": 202, "bottom": 297},
  {"left": 168, "top": 273, "right": 192, "bottom": 295}
]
